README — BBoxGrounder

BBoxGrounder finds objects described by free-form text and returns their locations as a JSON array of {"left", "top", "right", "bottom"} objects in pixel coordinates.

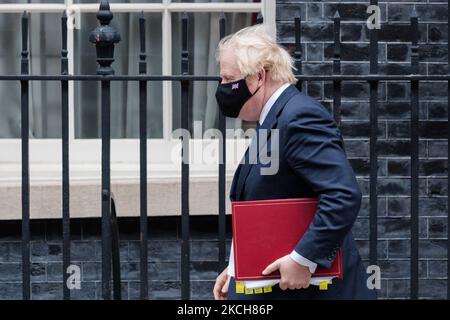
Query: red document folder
[{"left": 232, "top": 198, "right": 343, "bottom": 281}]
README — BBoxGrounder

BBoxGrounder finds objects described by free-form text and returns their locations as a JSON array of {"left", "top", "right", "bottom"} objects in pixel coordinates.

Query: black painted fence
[{"left": 0, "top": 0, "right": 449, "bottom": 300}]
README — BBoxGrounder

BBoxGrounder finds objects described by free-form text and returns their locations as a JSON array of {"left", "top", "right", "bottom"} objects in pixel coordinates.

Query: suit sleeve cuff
[{"left": 290, "top": 250, "right": 318, "bottom": 274}]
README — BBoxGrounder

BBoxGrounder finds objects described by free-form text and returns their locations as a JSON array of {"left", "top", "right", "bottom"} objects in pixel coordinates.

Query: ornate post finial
[{"left": 89, "top": 0, "right": 121, "bottom": 75}]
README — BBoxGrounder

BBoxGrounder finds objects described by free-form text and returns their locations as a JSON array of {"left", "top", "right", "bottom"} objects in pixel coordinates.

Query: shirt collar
[{"left": 258, "top": 83, "right": 291, "bottom": 125}]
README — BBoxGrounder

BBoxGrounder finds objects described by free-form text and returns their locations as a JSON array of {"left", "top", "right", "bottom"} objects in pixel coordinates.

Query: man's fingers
[
  {"left": 222, "top": 276, "right": 230, "bottom": 293},
  {"left": 262, "top": 259, "right": 280, "bottom": 275},
  {"left": 213, "top": 277, "right": 226, "bottom": 300},
  {"left": 213, "top": 283, "right": 221, "bottom": 300}
]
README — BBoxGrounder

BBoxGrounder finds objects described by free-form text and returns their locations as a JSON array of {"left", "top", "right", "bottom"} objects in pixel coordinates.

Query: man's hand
[
  {"left": 213, "top": 267, "right": 231, "bottom": 300},
  {"left": 262, "top": 255, "right": 312, "bottom": 290}
]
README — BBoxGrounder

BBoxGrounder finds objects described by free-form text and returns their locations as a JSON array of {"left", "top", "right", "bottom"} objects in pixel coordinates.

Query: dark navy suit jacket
[{"left": 229, "top": 84, "right": 376, "bottom": 299}]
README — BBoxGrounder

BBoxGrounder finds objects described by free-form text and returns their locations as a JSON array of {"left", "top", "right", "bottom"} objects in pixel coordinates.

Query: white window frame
[{"left": 0, "top": 0, "right": 276, "bottom": 183}]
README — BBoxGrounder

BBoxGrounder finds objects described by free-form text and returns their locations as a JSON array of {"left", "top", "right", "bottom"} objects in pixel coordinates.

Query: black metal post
[
  {"left": 110, "top": 194, "right": 122, "bottom": 300},
  {"left": 369, "top": 0, "right": 379, "bottom": 270},
  {"left": 256, "top": 12, "right": 263, "bottom": 24},
  {"left": 410, "top": 8, "right": 419, "bottom": 300},
  {"left": 89, "top": 0, "right": 120, "bottom": 300},
  {"left": 448, "top": 0, "right": 450, "bottom": 302},
  {"left": 332, "top": 11, "right": 341, "bottom": 127},
  {"left": 218, "top": 12, "right": 227, "bottom": 272},
  {"left": 61, "top": 10, "right": 71, "bottom": 300},
  {"left": 180, "top": 11, "right": 191, "bottom": 300},
  {"left": 20, "top": 10, "right": 30, "bottom": 301},
  {"left": 138, "top": 11, "right": 149, "bottom": 300},
  {"left": 294, "top": 15, "right": 302, "bottom": 92}
]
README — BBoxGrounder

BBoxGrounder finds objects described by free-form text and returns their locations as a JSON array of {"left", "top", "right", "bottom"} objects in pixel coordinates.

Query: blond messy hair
[{"left": 216, "top": 24, "right": 297, "bottom": 85}]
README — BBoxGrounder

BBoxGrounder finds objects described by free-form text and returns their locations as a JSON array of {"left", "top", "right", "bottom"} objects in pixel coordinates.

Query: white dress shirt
[{"left": 227, "top": 83, "right": 318, "bottom": 277}]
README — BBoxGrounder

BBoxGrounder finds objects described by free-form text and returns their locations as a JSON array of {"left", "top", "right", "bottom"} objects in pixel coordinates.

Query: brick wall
[
  {"left": 277, "top": 0, "right": 448, "bottom": 299},
  {"left": 0, "top": 217, "right": 232, "bottom": 300}
]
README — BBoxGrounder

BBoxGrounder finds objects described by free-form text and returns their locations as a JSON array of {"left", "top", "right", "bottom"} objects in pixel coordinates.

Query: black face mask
[{"left": 215, "top": 78, "right": 261, "bottom": 118}]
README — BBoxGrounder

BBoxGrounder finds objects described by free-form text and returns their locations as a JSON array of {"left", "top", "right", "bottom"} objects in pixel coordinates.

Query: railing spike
[
  {"left": 333, "top": 10, "right": 340, "bottom": 19},
  {"left": 410, "top": 6, "right": 418, "bottom": 18}
]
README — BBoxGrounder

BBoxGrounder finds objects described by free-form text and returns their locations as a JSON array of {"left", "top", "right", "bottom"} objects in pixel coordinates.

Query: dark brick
[
  {"left": 340, "top": 101, "right": 367, "bottom": 120},
  {"left": 32, "top": 283, "right": 62, "bottom": 300},
  {"left": 420, "top": 82, "right": 449, "bottom": 100},
  {"left": 387, "top": 279, "right": 410, "bottom": 298},
  {"left": 0, "top": 263, "right": 21, "bottom": 281},
  {"left": 0, "top": 283, "right": 22, "bottom": 300},
  {"left": 71, "top": 281, "right": 97, "bottom": 300},
  {"left": 387, "top": 44, "right": 409, "bottom": 62},
  {"left": 380, "top": 62, "right": 427, "bottom": 76},
  {"left": 387, "top": 159, "right": 447, "bottom": 176},
  {"left": 428, "top": 178, "right": 447, "bottom": 196},
  {"left": 378, "top": 259, "right": 427, "bottom": 279},
  {"left": 428, "top": 24, "right": 448, "bottom": 42},
  {"left": 352, "top": 218, "right": 369, "bottom": 240},
  {"left": 47, "top": 262, "right": 64, "bottom": 281},
  {"left": 324, "top": 82, "right": 378, "bottom": 100},
  {"left": 129, "top": 240, "right": 181, "bottom": 262},
  {"left": 148, "top": 262, "right": 179, "bottom": 281},
  {"left": 428, "top": 141, "right": 447, "bottom": 157},
  {"left": 129, "top": 281, "right": 181, "bottom": 300},
  {"left": 31, "top": 242, "right": 62, "bottom": 263},
  {"left": 325, "top": 43, "right": 370, "bottom": 61},
  {"left": 355, "top": 239, "right": 388, "bottom": 260},
  {"left": 306, "top": 81, "right": 322, "bottom": 98},
  {"left": 427, "top": 63, "right": 448, "bottom": 75},
  {"left": 386, "top": 120, "right": 448, "bottom": 139},
  {"left": 190, "top": 261, "right": 219, "bottom": 281},
  {"left": 278, "top": 22, "right": 333, "bottom": 43},
  {"left": 302, "top": 62, "right": 332, "bottom": 75},
  {"left": 94, "top": 281, "right": 128, "bottom": 300},
  {"left": 31, "top": 263, "right": 46, "bottom": 282},
  {"left": 419, "top": 44, "right": 448, "bottom": 62},
  {"left": 420, "top": 240, "right": 447, "bottom": 259},
  {"left": 428, "top": 260, "right": 447, "bottom": 278},
  {"left": 428, "top": 102, "right": 447, "bottom": 119},
  {"left": 306, "top": 3, "right": 323, "bottom": 22},
  {"left": 0, "top": 242, "right": 21, "bottom": 262},
  {"left": 340, "top": 121, "right": 386, "bottom": 139},
  {"left": 276, "top": 3, "right": 306, "bottom": 21},
  {"left": 351, "top": 158, "right": 387, "bottom": 176},
  {"left": 72, "top": 241, "right": 97, "bottom": 262},
  {"left": 377, "top": 178, "right": 411, "bottom": 196},
  {"left": 191, "top": 280, "right": 215, "bottom": 300},
  {"left": 342, "top": 140, "right": 369, "bottom": 157},
  {"left": 341, "top": 24, "right": 364, "bottom": 41},
  {"left": 378, "top": 24, "right": 426, "bottom": 42},
  {"left": 82, "top": 262, "right": 101, "bottom": 281},
  {"left": 418, "top": 279, "right": 447, "bottom": 299},
  {"left": 341, "top": 62, "right": 369, "bottom": 75},
  {"left": 428, "top": 218, "right": 448, "bottom": 239},
  {"left": 377, "top": 217, "right": 427, "bottom": 239},
  {"left": 306, "top": 43, "right": 323, "bottom": 61},
  {"left": 359, "top": 196, "right": 387, "bottom": 218}
]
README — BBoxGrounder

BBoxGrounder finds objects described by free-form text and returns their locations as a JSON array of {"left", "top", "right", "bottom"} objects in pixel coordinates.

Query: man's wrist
[{"left": 290, "top": 250, "right": 317, "bottom": 274}]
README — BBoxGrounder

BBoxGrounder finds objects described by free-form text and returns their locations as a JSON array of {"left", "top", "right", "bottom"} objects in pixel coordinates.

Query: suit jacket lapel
[{"left": 234, "top": 85, "right": 299, "bottom": 200}]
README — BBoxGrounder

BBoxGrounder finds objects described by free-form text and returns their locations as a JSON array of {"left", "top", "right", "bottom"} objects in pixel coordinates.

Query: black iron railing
[{"left": 0, "top": 0, "right": 449, "bottom": 300}]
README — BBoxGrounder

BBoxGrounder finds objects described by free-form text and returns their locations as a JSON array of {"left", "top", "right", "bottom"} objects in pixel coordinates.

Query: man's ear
[{"left": 258, "top": 68, "right": 266, "bottom": 84}]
